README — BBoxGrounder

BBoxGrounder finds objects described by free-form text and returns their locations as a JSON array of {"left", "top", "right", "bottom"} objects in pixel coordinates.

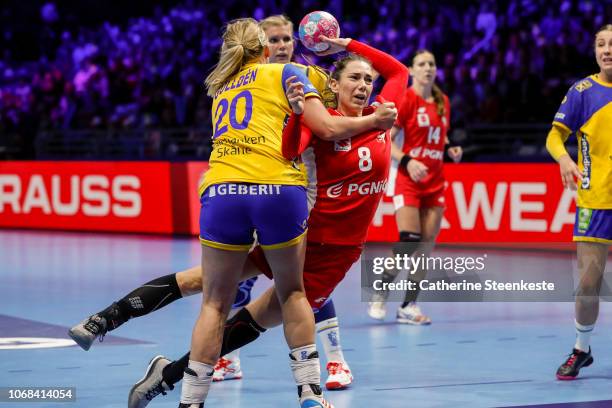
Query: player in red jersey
[
  {"left": 126, "top": 36, "right": 408, "bottom": 407},
  {"left": 68, "top": 15, "right": 371, "bottom": 394},
  {"left": 368, "top": 49, "right": 463, "bottom": 324}
]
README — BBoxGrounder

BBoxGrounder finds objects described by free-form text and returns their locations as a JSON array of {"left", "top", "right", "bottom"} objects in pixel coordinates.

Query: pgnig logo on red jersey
[
  {"left": 409, "top": 146, "right": 444, "bottom": 161},
  {"left": 326, "top": 180, "right": 388, "bottom": 198}
]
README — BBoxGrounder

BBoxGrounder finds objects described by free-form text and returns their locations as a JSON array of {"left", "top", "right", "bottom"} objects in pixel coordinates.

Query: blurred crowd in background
[{"left": 0, "top": 0, "right": 609, "bottom": 159}]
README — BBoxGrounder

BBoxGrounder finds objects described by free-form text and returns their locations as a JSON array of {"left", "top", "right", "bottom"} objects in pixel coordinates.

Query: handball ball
[{"left": 299, "top": 11, "right": 340, "bottom": 52}]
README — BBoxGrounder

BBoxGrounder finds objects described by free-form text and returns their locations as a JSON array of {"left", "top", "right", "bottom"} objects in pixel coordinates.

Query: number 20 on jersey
[{"left": 213, "top": 90, "right": 253, "bottom": 139}]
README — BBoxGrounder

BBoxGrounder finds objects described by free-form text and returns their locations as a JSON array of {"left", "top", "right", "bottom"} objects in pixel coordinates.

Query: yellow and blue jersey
[
  {"left": 200, "top": 63, "right": 320, "bottom": 195},
  {"left": 299, "top": 63, "right": 329, "bottom": 95},
  {"left": 553, "top": 74, "right": 612, "bottom": 209}
]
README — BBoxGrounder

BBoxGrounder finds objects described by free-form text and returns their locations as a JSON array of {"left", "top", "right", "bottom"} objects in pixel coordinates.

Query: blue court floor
[{"left": 1, "top": 230, "right": 612, "bottom": 408}]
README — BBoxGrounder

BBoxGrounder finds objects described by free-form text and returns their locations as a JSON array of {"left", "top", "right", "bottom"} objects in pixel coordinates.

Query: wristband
[{"left": 399, "top": 155, "right": 411, "bottom": 168}]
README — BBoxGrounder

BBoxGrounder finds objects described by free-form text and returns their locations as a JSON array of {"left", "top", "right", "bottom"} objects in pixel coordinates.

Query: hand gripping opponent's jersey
[
  {"left": 200, "top": 63, "right": 320, "bottom": 195},
  {"left": 553, "top": 74, "right": 612, "bottom": 209},
  {"left": 281, "top": 40, "right": 409, "bottom": 245}
]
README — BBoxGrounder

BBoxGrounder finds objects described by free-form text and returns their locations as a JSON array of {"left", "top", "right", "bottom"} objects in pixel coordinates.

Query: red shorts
[
  {"left": 247, "top": 245, "right": 273, "bottom": 278},
  {"left": 393, "top": 172, "right": 446, "bottom": 209},
  {"left": 247, "top": 243, "right": 363, "bottom": 309},
  {"left": 303, "top": 242, "right": 363, "bottom": 309}
]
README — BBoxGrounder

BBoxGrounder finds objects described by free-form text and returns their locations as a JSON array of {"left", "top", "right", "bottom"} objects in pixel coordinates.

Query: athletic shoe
[
  {"left": 299, "top": 396, "right": 334, "bottom": 408},
  {"left": 396, "top": 302, "right": 431, "bottom": 325},
  {"left": 299, "top": 385, "right": 334, "bottom": 408},
  {"left": 178, "top": 404, "right": 203, "bottom": 408},
  {"left": 556, "top": 348, "right": 594, "bottom": 380},
  {"left": 212, "top": 356, "right": 243, "bottom": 381},
  {"left": 367, "top": 302, "right": 387, "bottom": 320},
  {"left": 325, "top": 361, "right": 353, "bottom": 390},
  {"left": 128, "top": 355, "right": 173, "bottom": 408},
  {"left": 68, "top": 314, "right": 108, "bottom": 351}
]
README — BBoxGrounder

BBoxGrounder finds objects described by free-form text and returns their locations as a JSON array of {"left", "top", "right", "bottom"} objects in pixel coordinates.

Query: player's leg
[
  {"left": 303, "top": 243, "right": 361, "bottom": 390},
  {"left": 128, "top": 300, "right": 270, "bottom": 408},
  {"left": 68, "top": 268, "right": 194, "bottom": 350},
  {"left": 263, "top": 241, "right": 334, "bottom": 407},
  {"left": 212, "top": 276, "right": 258, "bottom": 382},
  {"left": 69, "top": 251, "right": 264, "bottom": 351},
  {"left": 178, "top": 246, "right": 249, "bottom": 406},
  {"left": 129, "top": 291, "right": 355, "bottom": 405},
  {"left": 315, "top": 299, "right": 353, "bottom": 390},
  {"left": 556, "top": 241, "right": 609, "bottom": 380},
  {"left": 252, "top": 183, "right": 331, "bottom": 408},
  {"left": 128, "top": 285, "right": 278, "bottom": 408},
  {"left": 129, "top": 240, "right": 366, "bottom": 406},
  {"left": 396, "top": 205, "right": 443, "bottom": 325},
  {"left": 368, "top": 199, "right": 422, "bottom": 320}
]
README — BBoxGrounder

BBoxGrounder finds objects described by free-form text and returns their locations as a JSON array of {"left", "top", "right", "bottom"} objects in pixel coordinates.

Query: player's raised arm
[
  {"left": 302, "top": 97, "right": 397, "bottom": 141},
  {"left": 340, "top": 38, "right": 409, "bottom": 107},
  {"left": 282, "top": 64, "right": 397, "bottom": 141}
]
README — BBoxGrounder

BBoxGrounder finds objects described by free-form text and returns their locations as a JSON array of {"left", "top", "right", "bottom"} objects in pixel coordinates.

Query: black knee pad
[
  {"left": 220, "top": 308, "right": 266, "bottom": 357},
  {"left": 393, "top": 231, "right": 422, "bottom": 257},
  {"left": 399, "top": 231, "right": 422, "bottom": 242}
]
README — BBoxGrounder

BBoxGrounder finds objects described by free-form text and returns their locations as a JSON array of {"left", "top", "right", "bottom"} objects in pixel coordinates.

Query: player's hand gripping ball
[{"left": 299, "top": 11, "right": 340, "bottom": 52}]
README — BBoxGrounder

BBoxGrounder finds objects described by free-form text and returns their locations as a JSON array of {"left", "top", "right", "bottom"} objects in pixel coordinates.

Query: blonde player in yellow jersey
[
  {"left": 70, "top": 16, "right": 383, "bottom": 408},
  {"left": 546, "top": 24, "right": 612, "bottom": 381},
  {"left": 209, "top": 15, "right": 354, "bottom": 390},
  {"left": 179, "top": 18, "right": 397, "bottom": 408}
]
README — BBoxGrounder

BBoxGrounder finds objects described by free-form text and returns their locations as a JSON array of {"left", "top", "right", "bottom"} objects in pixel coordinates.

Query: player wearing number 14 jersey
[{"left": 368, "top": 49, "right": 462, "bottom": 325}]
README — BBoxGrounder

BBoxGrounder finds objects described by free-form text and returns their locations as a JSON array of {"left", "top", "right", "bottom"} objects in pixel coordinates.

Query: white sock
[
  {"left": 316, "top": 317, "right": 345, "bottom": 364},
  {"left": 574, "top": 320, "right": 594, "bottom": 352},
  {"left": 289, "top": 344, "right": 322, "bottom": 399},
  {"left": 180, "top": 360, "right": 213, "bottom": 404}
]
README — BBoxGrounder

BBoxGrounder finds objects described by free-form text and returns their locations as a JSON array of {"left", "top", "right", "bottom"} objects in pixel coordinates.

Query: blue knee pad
[
  {"left": 313, "top": 298, "right": 336, "bottom": 323},
  {"left": 232, "top": 277, "right": 258, "bottom": 309}
]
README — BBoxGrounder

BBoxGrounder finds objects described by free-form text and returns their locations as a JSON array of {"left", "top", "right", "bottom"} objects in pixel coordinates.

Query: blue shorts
[
  {"left": 200, "top": 183, "right": 308, "bottom": 250},
  {"left": 573, "top": 208, "right": 612, "bottom": 244}
]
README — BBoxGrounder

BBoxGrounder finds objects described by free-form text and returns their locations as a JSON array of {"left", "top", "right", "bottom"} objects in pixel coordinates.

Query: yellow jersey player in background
[
  {"left": 184, "top": 17, "right": 396, "bottom": 408},
  {"left": 546, "top": 24, "right": 612, "bottom": 382}
]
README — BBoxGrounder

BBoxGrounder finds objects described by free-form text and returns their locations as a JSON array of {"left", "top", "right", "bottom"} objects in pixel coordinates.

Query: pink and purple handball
[{"left": 299, "top": 11, "right": 340, "bottom": 52}]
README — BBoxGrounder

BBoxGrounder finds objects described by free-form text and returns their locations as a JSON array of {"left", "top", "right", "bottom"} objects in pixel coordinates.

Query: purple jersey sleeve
[
  {"left": 282, "top": 64, "right": 319, "bottom": 98},
  {"left": 553, "top": 83, "right": 582, "bottom": 132}
]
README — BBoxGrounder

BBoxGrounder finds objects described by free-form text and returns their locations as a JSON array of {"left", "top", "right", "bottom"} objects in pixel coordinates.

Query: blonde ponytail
[{"left": 205, "top": 18, "right": 267, "bottom": 97}]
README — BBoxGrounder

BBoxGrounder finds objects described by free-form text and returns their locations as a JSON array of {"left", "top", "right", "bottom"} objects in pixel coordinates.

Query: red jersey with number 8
[
  {"left": 281, "top": 40, "right": 409, "bottom": 245},
  {"left": 303, "top": 107, "right": 391, "bottom": 245}
]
